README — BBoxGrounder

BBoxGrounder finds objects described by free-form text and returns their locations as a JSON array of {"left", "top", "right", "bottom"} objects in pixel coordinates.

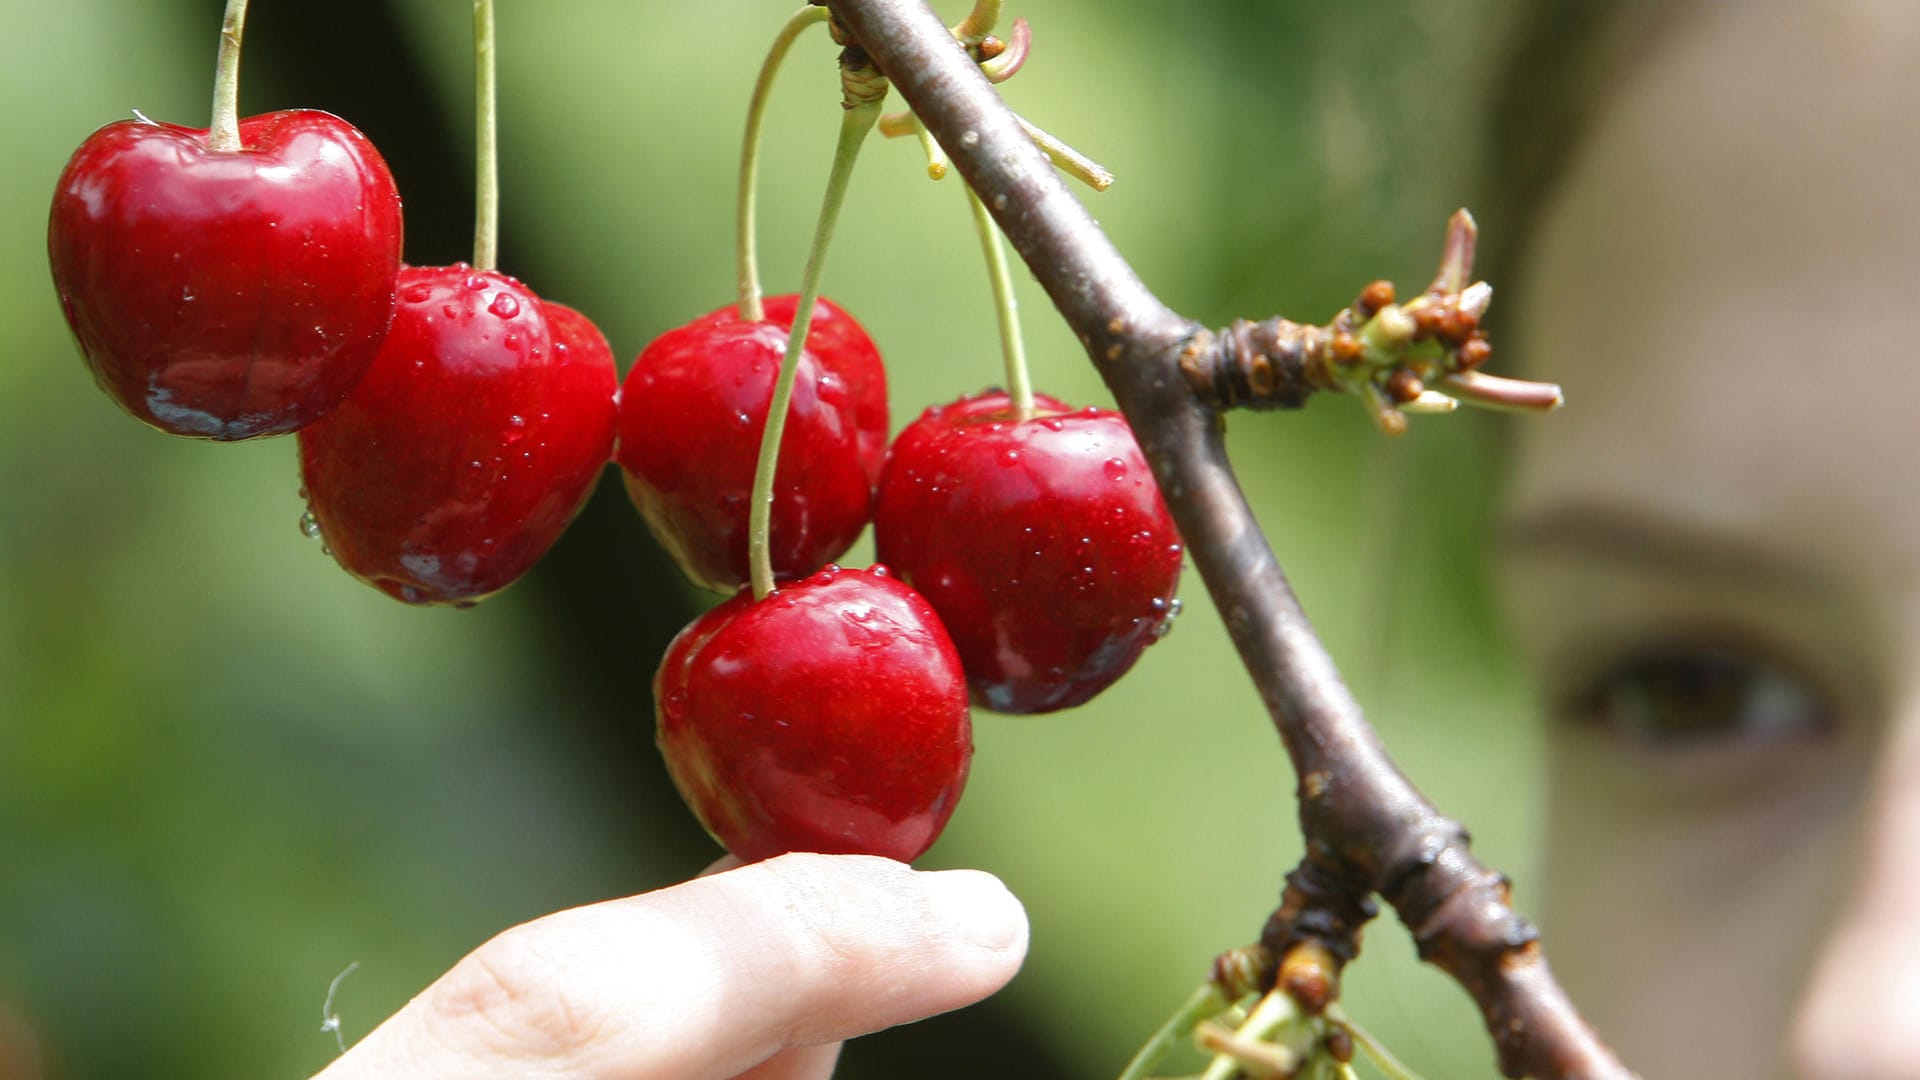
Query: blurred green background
[{"left": 1, "top": 1, "right": 1544, "bottom": 1076}]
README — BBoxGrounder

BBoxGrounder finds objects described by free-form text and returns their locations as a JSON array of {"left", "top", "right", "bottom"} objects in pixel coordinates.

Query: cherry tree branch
[{"left": 825, "top": 2, "right": 1632, "bottom": 1077}]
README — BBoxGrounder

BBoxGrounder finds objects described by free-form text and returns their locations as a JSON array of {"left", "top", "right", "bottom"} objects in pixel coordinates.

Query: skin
[
  {"left": 1496, "top": 3, "right": 1920, "bottom": 1076},
  {"left": 308, "top": 853, "right": 1027, "bottom": 1080}
]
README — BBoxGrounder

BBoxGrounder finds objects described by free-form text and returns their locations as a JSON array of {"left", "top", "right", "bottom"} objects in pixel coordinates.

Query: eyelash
[{"left": 1560, "top": 640, "right": 1834, "bottom": 750}]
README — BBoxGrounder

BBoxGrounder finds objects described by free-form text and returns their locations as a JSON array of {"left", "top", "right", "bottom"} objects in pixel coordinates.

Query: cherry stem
[
  {"left": 746, "top": 100, "right": 881, "bottom": 601},
  {"left": 471, "top": 0, "right": 500, "bottom": 272},
  {"left": 207, "top": 0, "right": 249, "bottom": 152},
  {"left": 1117, "top": 981, "right": 1231, "bottom": 1080},
  {"left": 965, "top": 185, "right": 1033, "bottom": 415},
  {"left": 737, "top": 6, "right": 832, "bottom": 323}
]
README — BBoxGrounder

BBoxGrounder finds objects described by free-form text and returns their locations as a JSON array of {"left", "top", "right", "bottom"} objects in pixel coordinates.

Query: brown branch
[{"left": 826, "top": 2, "right": 1632, "bottom": 1077}]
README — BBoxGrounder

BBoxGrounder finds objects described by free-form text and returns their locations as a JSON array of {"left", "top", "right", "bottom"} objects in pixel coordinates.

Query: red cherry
[
  {"left": 296, "top": 265, "right": 617, "bottom": 606},
  {"left": 695, "top": 295, "right": 888, "bottom": 483},
  {"left": 655, "top": 564, "right": 972, "bottom": 863},
  {"left": 47, "top": 109, "right": 403, "bottom": 439},
  {"left": 616, "top": 310, "right": 883, "bottom": 592},
  {"left": 875, "top": 390, "right": 1184, "bottom": 714}
]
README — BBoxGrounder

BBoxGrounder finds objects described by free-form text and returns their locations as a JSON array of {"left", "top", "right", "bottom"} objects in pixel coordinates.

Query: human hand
[{"left": 310, "top": 852, "right": 1028, "bottom": 1079}]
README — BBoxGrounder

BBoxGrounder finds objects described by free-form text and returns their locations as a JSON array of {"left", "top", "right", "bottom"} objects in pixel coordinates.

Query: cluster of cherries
[
  {"left": 634, "top": 298, "right": 1184, "bottom": 861},
  {"left": 47, "top": 111, "right": 618, "bottom": 607},
  {"left": 47, "top": 2, "right": 1183, "bottom": 866}
]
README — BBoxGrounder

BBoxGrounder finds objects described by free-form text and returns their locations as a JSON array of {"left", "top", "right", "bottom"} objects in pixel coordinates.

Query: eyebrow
[{"left": 1495, "top": 500, "right": 1832, "bottom": 597}]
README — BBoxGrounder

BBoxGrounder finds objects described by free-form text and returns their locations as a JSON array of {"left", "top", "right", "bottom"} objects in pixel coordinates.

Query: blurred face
[{"left": 1497, "top": 4, "right": 1920, "bottom": 1077}]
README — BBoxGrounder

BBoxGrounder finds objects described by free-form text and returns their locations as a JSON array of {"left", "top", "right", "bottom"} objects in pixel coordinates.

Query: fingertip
[
  {"left": 722, "top": 852, "right": 1029, "bottom": 1040},
  {"left": 919, "top": 866, "right": 1029, "bottom": 960},
  {"left": 733, "top": 852, "right": 1028, "bottom": 960}
]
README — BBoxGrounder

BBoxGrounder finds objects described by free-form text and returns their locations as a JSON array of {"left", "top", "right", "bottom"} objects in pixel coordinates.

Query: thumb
[{"left": 313, "top": 852, "right": 1028, "bottom": 1080}]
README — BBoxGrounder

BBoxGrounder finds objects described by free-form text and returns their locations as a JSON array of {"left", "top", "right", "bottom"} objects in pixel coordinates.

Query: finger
[
  {"left": 731, "top": 1042, "right": 841, "bottom": 1080},
  {"left": 312, "top": 852, "right": 1027, "bottom": 1080},
  {"left": 703, "top": 857, "right": 842, "bottom": 1080}
]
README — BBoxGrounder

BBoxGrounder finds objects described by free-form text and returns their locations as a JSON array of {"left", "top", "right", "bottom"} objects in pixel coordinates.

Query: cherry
[
  {"left": 875, "top": 389, "right": 1184, "bottom": 714},
  {"left": 655, "top": 564, "right": 972, "bottom": 863},
  {"left": 695, "top": 294, "right": 888, "bottom": 483},
  {"left": 616, "top": 309, "right": 883, "bottom": 592},
  {"left": 296, "top": 265, "right": 617, "bottom": 606},
  {"left": 48, "top": 110, "right": 403, "bottom": 439}
]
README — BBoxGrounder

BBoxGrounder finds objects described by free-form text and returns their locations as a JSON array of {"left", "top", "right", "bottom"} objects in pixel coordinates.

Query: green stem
[
  {"left": 471, "top": 0, "right": 499, "bottom": 271},
  {"left": 953, "top": 0, "right": 1003, "bottom": 44},
  {"left": 1325, "top": 1006, "right": 1429, "bottom": 1080},
  {"left": 746, "top": 100, "right": 880, "bottom": 601},
  {"left": 1016, "top": 114, "right": 1115, "bottom": 191},
  {"left": 913, "top": 121, "right": 949, "bottom": 179},
  {"left": 966, "top": 185, "right": 1033, "bottom": 415},
  {"left": 1198, "top": 989, "right": 1299, "bottom": 1080},
  {"left": 207, "top": 0, "right": 249, "bottom": 151},
  {"left": 1117, "top": 982, "right": 1228, "bottom": 1080},
  {"left": 737, "top": 6, "right": 831, "bottom": 322}
]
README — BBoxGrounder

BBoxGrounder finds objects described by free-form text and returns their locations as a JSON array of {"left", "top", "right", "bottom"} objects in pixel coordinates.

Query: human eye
[{"left": 1560, "top": 639, "right": 1834, "bottom": 751}]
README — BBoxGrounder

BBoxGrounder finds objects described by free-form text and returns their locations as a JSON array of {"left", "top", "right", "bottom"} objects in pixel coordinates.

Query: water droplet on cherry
[
  {"left": 488, "top": 293, "right": 520, "bottom": 319},
  {"left": 1103, "top": 457, "right": 1127, "bottom": 481},
  {"left": 1150, "top": 596, "right": 1183, "bottom": 639},
  {"left": 298, "top": 510, "right": 323, "bottom": 540}
]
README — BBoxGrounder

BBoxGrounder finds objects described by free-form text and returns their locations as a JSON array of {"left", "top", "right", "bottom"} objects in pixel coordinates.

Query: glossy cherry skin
[
  {"left": 875, "top": 390, "right": 1184, "bottom": 714},
  {"left": 616, "top": 313, "right": 882, "bottom": 592},
  {"left": 48, "top": 110, "right": 402, "bottom": 439},
  {"left": 694, "top": 295, "right": 888, "bottom": 483},
  {"left": 655, "top": 564, "right": 972, "bottom": 863},
  {"left": 297, "top": 265, "right": 617, "bottom": 605}
]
